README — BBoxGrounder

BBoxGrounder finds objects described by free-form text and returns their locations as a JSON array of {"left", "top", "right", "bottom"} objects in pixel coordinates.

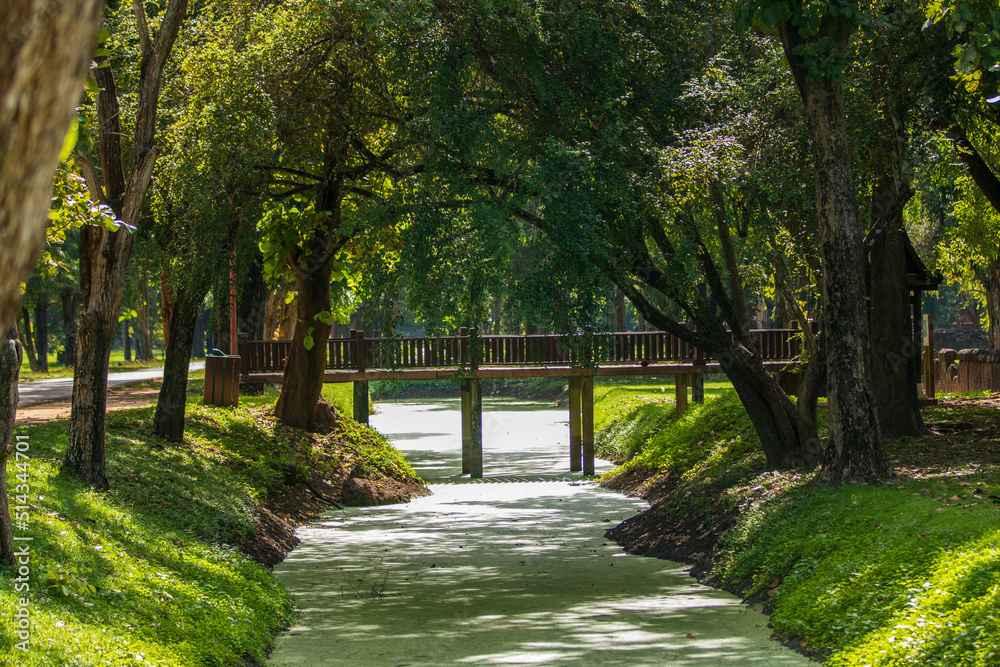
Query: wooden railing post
[
  {"left": 354, "top": 330, "right": 366, "bottom": 373},
  {"left": 237, "top": 332, "right": 250, "bottom": 382}
]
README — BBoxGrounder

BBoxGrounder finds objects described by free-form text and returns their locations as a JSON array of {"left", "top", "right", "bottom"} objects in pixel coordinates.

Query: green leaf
[
  {"left": 303, "top": 327, "right": 316, "bottom": 350},
  {"left": 84, "top": 74, "right": 101, "bottom": 95},
  {"left": 59, "top": 116, "right": 79, "bottom": 162}
]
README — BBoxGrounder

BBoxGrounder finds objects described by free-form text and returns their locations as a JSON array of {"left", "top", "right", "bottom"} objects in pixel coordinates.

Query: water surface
[{"left": 267, "top": 398, "right": 813, "bottom": 666}]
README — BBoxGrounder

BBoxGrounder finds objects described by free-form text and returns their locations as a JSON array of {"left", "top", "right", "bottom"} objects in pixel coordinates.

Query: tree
[
  {"left": 737, "top": 1, "right": 890, "bottom": 481},
  {"left": 391, "top": 1, "right": 829, "bottom": 469},
  {"left": 0, "top": 0, "right": 105, "bottom": 567},
  {"left": 66, "top": 0, "right": 188, "bottom": 489},
  {"left": 249, "top": 1, "right": 422, "bottom": 429}
]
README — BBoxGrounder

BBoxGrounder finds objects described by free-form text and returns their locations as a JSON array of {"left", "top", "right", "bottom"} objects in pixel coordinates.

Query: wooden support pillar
[
  {"left": 675, "top": 373, "right": 689, "bottom": 418},
  {"left": 569, "top": 375, "right": 582, "bottom": 472},
  {"left": 461, "top": 378, "right": 472, "bottom": 474},
  {"left": 353, "top": 381, "right": 369, "bottom": 425},
  {"left": 469, "top": 377, "right": 483, "bottom": 478},
  {"left": 691, "top": 372, "right": 704, "bottom": 404},
  {"left": 582, "top": 374, "right": 594, "bottom": 476},
  {"left": 924, "top": 313, "right": 935, "bottom": 399}
]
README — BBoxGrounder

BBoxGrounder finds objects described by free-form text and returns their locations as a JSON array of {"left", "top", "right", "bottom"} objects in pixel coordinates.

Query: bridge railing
[{"left": 238, "top": 326, "right": 813, "bottom": 376}]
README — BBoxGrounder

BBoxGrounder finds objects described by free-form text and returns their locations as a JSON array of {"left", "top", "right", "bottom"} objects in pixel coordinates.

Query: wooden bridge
[{"left": 216, "top": 328, "right": 805, "bottom": 478}]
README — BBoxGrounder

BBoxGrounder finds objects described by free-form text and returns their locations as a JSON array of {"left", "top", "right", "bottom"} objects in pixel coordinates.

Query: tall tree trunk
[
  {"left": 60, "top": 289, "right": 79, "bottom": 366},
  {"left": 0, "top": 327, "right": 22, "bottom": 567},
  {"left": 66, "top": 0, "right": 187, "bottom": 488},
  {"left": 614, "top": 290, "right": 628, "bottom": 331},
  {"left": 153, "top": 290, "right": 201, "bottom": 441},
  {"left": 138, "top": 277, "right": 155, "bottom": 361},
  {"left": 33, "top": 299, "right": 48, "bottom": 372},
  {"left": 778, "top": 19, "right": 889, "bottom": 483},
  {"left": 868, "top": 177, "right": 925, "bottom": 437},
  {"left": 238, "top": 250, "right": 268, "bottom": 340},
  {"left": 160, "top": 270, "right": 174, "bottom": 353},
  {"left": 984, "top": 259, "right": 1000, "bottom": 352},
  {"left": 274, "top": 261, "right": 336, "bottom": 429},
  {"left": 20, "top": 307, "right": 38, "bottom": 372},
  {"left": 123, "top": 318, "right": 132, "bottom": 361},
  {"left": 0, "top": 0, "right": 103, "bottom": 333},
  {"left": 191, "top": 307, "right": 206, "bottom": 358}
]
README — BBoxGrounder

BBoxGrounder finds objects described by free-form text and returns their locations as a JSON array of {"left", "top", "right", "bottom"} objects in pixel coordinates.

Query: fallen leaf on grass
[{"left": 685, "top": 633, "right": 696, "bottom": 639}]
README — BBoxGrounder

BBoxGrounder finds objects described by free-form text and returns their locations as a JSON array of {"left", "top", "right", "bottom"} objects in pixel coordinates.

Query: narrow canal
[{"left": 266, "top": 398, "right": 813, "bottom": 666}]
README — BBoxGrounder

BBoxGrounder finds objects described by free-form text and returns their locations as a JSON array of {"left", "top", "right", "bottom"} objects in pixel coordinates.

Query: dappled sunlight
[{"left": 268, "top": 399, "right": 813, "bottom": 666}]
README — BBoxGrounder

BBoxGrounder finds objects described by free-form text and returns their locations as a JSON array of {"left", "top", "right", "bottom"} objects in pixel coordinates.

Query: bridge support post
[
  {"left": 569, "top": 375, "right": 582, "bottom": 472},
  {"left": 582, "top": 374, "right": 594, "bottom": 476},
  {"left": 353, "top": 381, "right": 369, "bottom": 425},
  {"left": 469, "top": 377, "right": 483, "bottom": 478},
  {"left": 461, "top": 378, "right": 472, "bottom": 474},
  {"left": 691, "top": 372, "right": 704, "bottom": 404},
  {"left": 675, "top": 374, "right": 689, "bottom": 418}
]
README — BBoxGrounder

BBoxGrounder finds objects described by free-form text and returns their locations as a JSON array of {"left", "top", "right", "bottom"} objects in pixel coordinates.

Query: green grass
[
  {"left": 19, "top": 349, "right": 164, "bottom": 383},
  {"left": 593, "top": 376, "right": 734, "bottom": 462},
  {"left": 1, "top": 380, "right": 419, "bottom": 665},
  {"left": 596, "top": 388, "right": 1000, "bottom": 666}
]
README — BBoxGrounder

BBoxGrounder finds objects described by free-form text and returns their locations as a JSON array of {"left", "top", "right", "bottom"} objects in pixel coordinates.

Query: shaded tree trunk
[
  {"left": 868, "top": 177, "right": 925, "bottom": 437},
  {"left": 0, "top": 0, "right": 104, "bottom": 333},
  {"left": 33, "top": 299, "right": 48, "bottom": 372},
  {"left": 123, "top": 319, "right": 132, "bottom": 362},
  {"left": 984, "top": 259, "right": 1000, "bottom": 353},
  {"left": 60, "top": 289, "right": 79, "bottom": 366},
  {"left": 778, "top": 17, "right": 889, "bottom": 483},
  {"left": 614, "top": 290, "right": 627, "bottom": 331},
  {"left": 137, "top": 277, "right": 155, "bottom": 361},
  {"left": 0, "top": 327, "right": 22, "bottom": 567},
  {"left": 238, "top": 250, "right": 268, "bottom": 340},
  {"left": 20, "top": 307, "right": 37, "bottom": 372},
  {"left": 153, "top": 290, "right": 201, "bottom": 441},
  {"left": 191, "top": 307, "right": 206, "bottom": 358}
]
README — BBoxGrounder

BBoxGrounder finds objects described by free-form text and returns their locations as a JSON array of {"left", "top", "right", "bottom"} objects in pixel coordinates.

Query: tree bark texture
[
  {"left": 0, "top": 327, "right": 22, "bottom": 567},
  {"left": 274, "top": 261, "right": 336, "bottom": 429},
  {"left": 778, "top": 17, "right": 889, "bottom": 483},
  {"left": 138, "top": 277, "right": 155, "bottom": 361},
  {"left": 67, "top": 0, "right": 188, "bottom": 488},
  {"left": 33, "top": 299, "right": 48, "bottom": 372},
  {"left": 984, "top": 259, "right": 1000, "bottom": 352},
  {"left": 153, "top": 290, "right": 201, "bottom": 441},
  {"left": 0, "top": 0, "right": 104, "bottom": 334},
  {"left": 868, "top": 178, "right": 925, "bottom": 437}
]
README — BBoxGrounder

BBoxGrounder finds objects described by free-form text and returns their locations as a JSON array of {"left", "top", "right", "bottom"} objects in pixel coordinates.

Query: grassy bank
[
  {"left": 596, "top": 386, "right": 1000, "bottom": 665},
  {"left": 1, "top": 382, "right": 423, "bottom": 666}
]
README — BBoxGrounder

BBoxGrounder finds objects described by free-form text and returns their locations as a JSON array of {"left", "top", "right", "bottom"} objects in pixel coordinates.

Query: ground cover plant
[
  {"left": 0, "top": 382, "right": 421, "bottom": 665},
  {"left": 597, "top": 388, "right": 1000, "bottom": 666}
]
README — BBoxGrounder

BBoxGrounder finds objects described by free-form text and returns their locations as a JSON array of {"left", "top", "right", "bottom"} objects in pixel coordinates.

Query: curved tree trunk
[
  {"left": 0, "top": 327, "right": 22, "bottom": 567},
  {"left": 153, "top": 290, "right": 201, "bottom": 441},
  {"left": 274, "top": 260, "right": 336, "bottom": 429},
  {"left": 723, "top": 346, "right": 823, "bottom": 468}
]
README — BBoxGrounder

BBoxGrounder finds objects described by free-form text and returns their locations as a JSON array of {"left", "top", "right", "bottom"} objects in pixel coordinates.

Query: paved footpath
[{"left": 17, "top": 361, "right": 205, "bottom": 408}]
